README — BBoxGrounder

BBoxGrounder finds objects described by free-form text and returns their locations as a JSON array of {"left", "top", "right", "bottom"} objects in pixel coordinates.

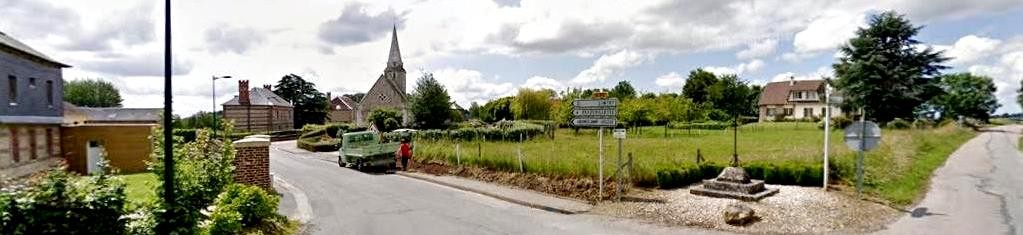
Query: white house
[{"left": 757, "top": 78, "right": 843, "bottom": 121}]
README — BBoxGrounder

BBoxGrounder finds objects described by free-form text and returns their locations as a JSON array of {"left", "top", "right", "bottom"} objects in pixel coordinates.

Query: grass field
[
  {"left": 118, "top": 172, "right": 158, "bottom": 209},
  {"left": 414, "top": 122, "right": 976, "bottom": 205}
]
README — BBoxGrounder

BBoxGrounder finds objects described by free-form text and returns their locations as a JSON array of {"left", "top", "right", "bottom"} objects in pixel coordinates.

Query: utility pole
[
  {"left": 160, "top": 0, "right": 175, "bottom": 233},
  {"left": 823, "top": 83, "right": 831, "bottom": 190},
  {"left": 211, "top": 75, "right": 232, "bottom": 138}
]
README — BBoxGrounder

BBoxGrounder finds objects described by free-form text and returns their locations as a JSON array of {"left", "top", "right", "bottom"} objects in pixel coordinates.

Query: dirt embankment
[{"left": 411, "top": 160, "right": 623, "bottom": 202}]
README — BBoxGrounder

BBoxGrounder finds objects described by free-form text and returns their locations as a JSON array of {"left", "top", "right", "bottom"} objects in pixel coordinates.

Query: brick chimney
[
  {"left": 789, "top": 76, "right": 795, "bottom": 86},
  {"left": 239, "top": 80, "right": 250, "bottom": 105},
  {"left": 326, "top": 92, "right": 332, "bottom": 100}
]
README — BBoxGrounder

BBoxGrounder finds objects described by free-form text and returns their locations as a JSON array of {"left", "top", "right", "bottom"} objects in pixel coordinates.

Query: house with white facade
[{"left": 757, "top": 78, "right": 843, "bottom": 121}]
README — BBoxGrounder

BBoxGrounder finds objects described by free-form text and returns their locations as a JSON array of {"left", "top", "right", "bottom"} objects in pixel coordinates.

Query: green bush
[
  {"left": 668, "top": 121, "right": 730, "bottom": 130},
  {"left": 212, "top": 184, "right": 279, "bottom": 227},
  {"left": 817, "top": 116, "right": 853, "bottom": 129},
  {"left": 0, "top": 166, "right": 128, "bottom": 234},
  {"left": 912, "top": 119, "right": 936, "bottom": 129},
  {"left": 885, "top": 118, "right": 911, "bottom": 129},
  {"left": 150, "top": 127, "right": 236, "bottom": 234},
  {"left": 173, "top": 129, "right": 198, "bottom": 142},
  {"left": 204, "top": 209, "right": 243, "bottom": 235},
  {"left": 297, "top": 138, "right": 340, "bottom": 152},
  {"left": 654, "top": 162, "right": 824, "bottom": 189}
]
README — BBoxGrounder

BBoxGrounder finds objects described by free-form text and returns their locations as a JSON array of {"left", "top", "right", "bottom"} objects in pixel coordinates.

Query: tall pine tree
[{"left": 833, "top": 11, "right": 948, "bottom": 123}]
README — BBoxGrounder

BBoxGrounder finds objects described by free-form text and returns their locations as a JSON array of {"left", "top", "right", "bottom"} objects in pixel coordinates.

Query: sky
[{"left": 2, "top": 0, "right": 1023, "bottom": 116}]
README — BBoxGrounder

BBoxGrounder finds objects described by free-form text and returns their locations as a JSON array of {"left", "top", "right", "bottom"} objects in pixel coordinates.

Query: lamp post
[{"left": 212, "top": 75, "right": 232, "bottom": 138}]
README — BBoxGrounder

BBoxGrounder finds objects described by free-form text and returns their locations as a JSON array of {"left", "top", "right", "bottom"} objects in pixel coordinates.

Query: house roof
[
  {"left": 222, "top": 87, "right": 294, "bottom": 107},
  {"left": 0, "top": 31, "right": 70, "bottom": 68},
  {"left": 63, "top": 103, "right": 161, "bottom": 125},
  {"left": 758, "top": 80, "right": 825, "bottom": 106},
  {"left": 331, "top": 96, "right": 355, "bottom": 110}
]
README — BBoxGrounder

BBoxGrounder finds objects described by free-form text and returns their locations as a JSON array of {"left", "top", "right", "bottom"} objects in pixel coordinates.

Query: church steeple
[{"left": 387, "top": 24, "right": 403, "bottom": 69}]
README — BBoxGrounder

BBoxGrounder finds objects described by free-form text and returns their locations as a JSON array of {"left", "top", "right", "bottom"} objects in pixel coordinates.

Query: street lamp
[{"left": 212, "top": 75, "right": 233, "bottom": 138}]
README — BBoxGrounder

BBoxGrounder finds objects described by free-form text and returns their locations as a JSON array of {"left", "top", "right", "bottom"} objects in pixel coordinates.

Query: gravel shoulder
[{"left": 591, "top": 185, "right": 900, "bottom": 234}]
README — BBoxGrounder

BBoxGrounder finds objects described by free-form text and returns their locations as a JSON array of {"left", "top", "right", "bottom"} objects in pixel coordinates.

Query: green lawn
[
  {"left": 118, "top": 172, "right": 158, "bottom": 209},
  {"left": 414, "top": 122, "right": 976, "bottom": 206}
]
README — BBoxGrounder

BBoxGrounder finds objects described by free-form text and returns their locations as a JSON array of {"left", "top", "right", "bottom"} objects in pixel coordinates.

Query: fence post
[
  {"left": 518, "top": 133, "right": 524, "bottom": 173},
  {"left": 456, "top": 143, "right": 461, "bottom": 166}
]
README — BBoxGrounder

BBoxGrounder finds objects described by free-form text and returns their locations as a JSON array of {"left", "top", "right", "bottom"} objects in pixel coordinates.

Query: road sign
[
  {"left": 613, "top": 128, "right": 626, "bottom": 139},
  {"left": 572, "top": 98, "right": 618, "bottom": 128},
  {"left": 573, "top": 99, "right": 618, "bottom": 107},
  {"left": 844, "top": 121, "right": 881, "bottom": 151},
  {"left": 568, "top": 117, "right": 613, "bottom": 126}
]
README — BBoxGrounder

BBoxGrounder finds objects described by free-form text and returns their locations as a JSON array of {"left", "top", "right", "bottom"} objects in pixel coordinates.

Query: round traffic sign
[{"left": 844, "top": 121, "right": 881, "bottom": 151}]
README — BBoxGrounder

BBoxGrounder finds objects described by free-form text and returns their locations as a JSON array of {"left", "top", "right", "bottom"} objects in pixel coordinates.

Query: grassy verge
[
  {"left": 415, "top": 122, "right": 975, "bottom": 206},
  {"left": 118, "top": 172, "right": 158, "bottom": 210}
]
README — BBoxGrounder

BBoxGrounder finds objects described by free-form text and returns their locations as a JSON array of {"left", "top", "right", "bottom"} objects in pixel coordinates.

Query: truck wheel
[
  {"left": 355, "top": 160, "right": 363, "bottom": 171},
  {"left": 337, "top": 156, "right": 344, "bottom": 167}
]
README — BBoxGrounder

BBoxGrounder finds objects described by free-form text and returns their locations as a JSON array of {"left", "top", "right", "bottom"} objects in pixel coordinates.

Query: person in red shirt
[{"left": 397, "top": 137, "right": 412, "bottom": 171}]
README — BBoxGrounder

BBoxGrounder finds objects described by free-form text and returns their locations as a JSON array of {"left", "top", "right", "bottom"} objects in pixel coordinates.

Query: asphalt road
[
  {"left": 268, "top": 141, "right": 723, "bottom": 235},
  {"left": 878, "top": 125, "right": 1023, "bottom": 235}
]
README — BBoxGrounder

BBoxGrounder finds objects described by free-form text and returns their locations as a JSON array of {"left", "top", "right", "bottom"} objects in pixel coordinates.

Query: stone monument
[{"left": 690, "top": 167, "right": 778, "bottom": 201}]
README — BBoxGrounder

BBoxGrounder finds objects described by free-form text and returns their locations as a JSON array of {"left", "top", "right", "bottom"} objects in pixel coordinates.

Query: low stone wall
[{"left": 232, "top": 136, "right": 271, "bottom": 190}]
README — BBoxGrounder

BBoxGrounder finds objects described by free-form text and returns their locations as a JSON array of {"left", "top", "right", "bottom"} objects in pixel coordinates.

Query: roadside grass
[
  {"left": 118, "top": 172, "right": 158, "bottom": 210},
  {"left": 415, "top": 122, "right": 975, "bottom": 206}
]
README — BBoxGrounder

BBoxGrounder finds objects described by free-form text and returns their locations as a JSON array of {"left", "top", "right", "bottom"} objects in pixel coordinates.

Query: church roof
[{"left": 387, "top": 25, "right": 402, "bottom": 69}]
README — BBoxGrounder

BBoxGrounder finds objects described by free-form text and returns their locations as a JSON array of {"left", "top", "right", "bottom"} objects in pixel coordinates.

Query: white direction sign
[
  {"left": 844, "top": 121, "right": 881, "bottom": 151},
  {"left": 613, "top": 128, "right": 626, "bottom": 139},
  {"left": 572, "top": 98, "right": 618, "bottom": 128}
]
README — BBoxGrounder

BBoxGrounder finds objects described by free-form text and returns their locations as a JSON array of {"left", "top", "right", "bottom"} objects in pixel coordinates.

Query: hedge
[
  {"left": 667, "top": 121, "right": 731, "bottom": 130},
  {"left": 655, "top": 162, "right": 825, "bottom": 189},
  {"left": 413, "top": 121, "right": 545, "bottom": 142},
  {"left": 296, "top": 138, "right": 340, "bottom": 152}
]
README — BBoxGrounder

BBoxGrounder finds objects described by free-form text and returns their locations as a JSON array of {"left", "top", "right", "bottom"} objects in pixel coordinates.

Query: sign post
[
  {"left": 572, "top": 98, "right": 618, "bottom": 200},
  {"left": 844, "top": 116, "right": 881, "bottom": 196}
]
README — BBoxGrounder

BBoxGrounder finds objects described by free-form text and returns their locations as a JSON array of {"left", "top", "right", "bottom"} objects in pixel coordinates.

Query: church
[{"left": 356, "top": 26, "right": 409, "bottom": 127}]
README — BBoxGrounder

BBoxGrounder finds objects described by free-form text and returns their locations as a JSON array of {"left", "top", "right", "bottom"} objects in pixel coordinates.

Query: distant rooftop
[
  {"left": 64, "top": 103, "right": 161, "bottom": 126},
  {"left": 222, "top": 87, "right": 294, "bottom": 107}
]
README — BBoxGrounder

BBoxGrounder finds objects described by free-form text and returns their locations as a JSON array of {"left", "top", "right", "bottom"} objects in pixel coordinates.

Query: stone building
[
  {"left": 0, "top": 31, "right": 69, "bottom": 180},
  {"left": 357, "top": 26, "right": 409, "bottom": 127},
  {"left": 326, "top": 93, "right": 357, "bottom": 123},
  {"left": 222, "top": 81, "right": 295, "bottom": 132}
]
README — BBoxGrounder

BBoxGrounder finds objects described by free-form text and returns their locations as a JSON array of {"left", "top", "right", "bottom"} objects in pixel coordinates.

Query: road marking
[{"left": 275, "top": 175, "right": 313, "bottom": 223}]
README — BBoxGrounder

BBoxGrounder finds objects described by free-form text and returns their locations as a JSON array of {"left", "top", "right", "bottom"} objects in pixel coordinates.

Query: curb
[{"left": 395, "top": 171, "right": 587, "bottom": 215}]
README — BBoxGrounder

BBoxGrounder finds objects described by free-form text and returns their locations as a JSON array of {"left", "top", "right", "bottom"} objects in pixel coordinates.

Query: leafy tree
[
  {"left": 480, "top": 97, "right": 515, "bottom": 122},
  {"left": 273, "top": 74, "right": 329, "bottom": 129},
  {"left": 64, "top": 79, "right": 123, "bottom": 107},
  {"left": 706, "top": 75, "right": 752, "bottom": 166},
  {"left": 407, "top": 73, "right": 453, "bottom": 129},
  {"left": 932, "top": 73, "right": 999, "bottom": 121},
  {"left": 468, "top": 102, "right": 482, "bottom": 119},
  {"left": 833, "top": 11, "right": 948, "bottom": 123},
  {"left": 609, "top": 80, "right": 637, "bottom": 100},
  {"left": 343, "top": 93, "right": 365, "bottom": 103},
  {"left": 682, "top": 69, "right": 719, "bottom": 104},
  {"left": 174, "top": 111, "right": 219, "bottom": 129},
  {"left": 368, "top": 108, "right": 401, "bottom": 132},
  {"left": 651, "top": 95, "right": 698, "bottom": 124},
  {"left": 1017, "top": 79, "right": 1023, "bottom": 111},
  {"left": 512, "top": 88, "right": 554, "bottom": 120},
  {"left": 619, "top": 97, "right": 655, "bottom": 127}
]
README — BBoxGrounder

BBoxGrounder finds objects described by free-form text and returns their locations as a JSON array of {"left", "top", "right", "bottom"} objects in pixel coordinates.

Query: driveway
[
  {"left": 877, "top": 125, "right": 1023, "bottom": 235},
  {"left": 268, "top": 141, "right": 723, "bottom": 235}
]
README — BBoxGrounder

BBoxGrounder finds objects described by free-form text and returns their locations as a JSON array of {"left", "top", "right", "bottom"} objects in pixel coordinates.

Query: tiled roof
[
  {"left": 0, "top": 31, "right": 70, "bottom": 67},
  {"left": 64, "top": 103, "right": 161, "bottom": 124},
  {"left": 331, "top": 96, "right": 354, "bottom": 110},
  {"left": 758, "top": 80, "right": 825, "bottom": 106},
  {"left": 222, "top": 87, "right": 294, "bottom": 107}
]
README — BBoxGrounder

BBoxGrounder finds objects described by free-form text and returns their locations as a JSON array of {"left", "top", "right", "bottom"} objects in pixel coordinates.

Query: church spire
[{"left": 387, "top": 24, "right": 402, "bottom": 69}]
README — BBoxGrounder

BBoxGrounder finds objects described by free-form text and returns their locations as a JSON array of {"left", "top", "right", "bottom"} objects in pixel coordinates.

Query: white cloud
[
  {"left": 572, "top": 49, "right": 648, "bottom": 84},
  {"left": 421, "top": 68, "right": 516, "bottom": 107},
  {"left": 736, "top": 38, "right": 778, "bottom": 60},
  {"left": 521, "top": 76, "right": 565, "bottom": 90},
  {"left": 654, "top": 72, "right": 684, "bottom": 89},
  {"left": 934, "top": 35, "right": 1002, "bottom": 65},
  {"left": 703, "top": 59, "right": 765, "bottom": 76},
  {"left": 770, "top": 66, "right": 834, "bottom": 82},
  {"left": 786, "top": 11, "right": 866, "bottom": 62}
]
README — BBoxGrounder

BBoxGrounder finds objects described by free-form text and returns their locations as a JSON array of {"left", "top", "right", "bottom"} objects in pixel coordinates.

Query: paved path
[
  {"left": 268, "top": 141, "right": 723, "bottom": 235},
  {"left": 878, "top": 125, "right": 1023, "bottom": 235}
]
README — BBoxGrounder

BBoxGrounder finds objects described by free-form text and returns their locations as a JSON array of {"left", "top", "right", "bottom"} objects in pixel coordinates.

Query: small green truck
[{"left": 338, "top": 131, "right": 399, "bottom": 170}]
